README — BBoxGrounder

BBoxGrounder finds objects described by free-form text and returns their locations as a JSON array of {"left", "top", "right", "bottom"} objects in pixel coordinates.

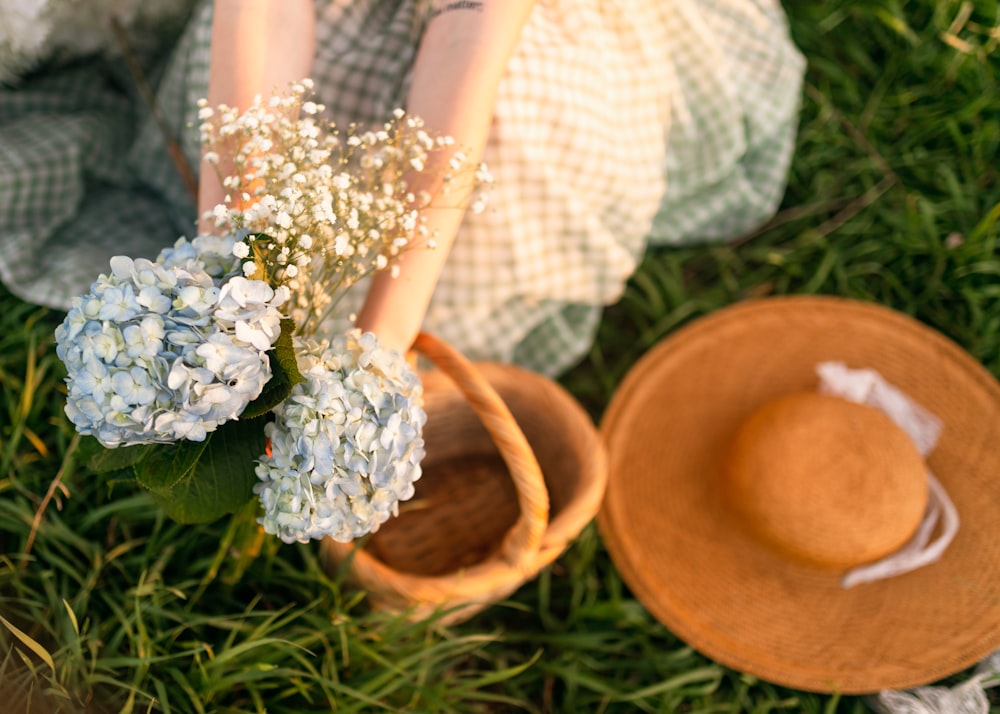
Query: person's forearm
[
  {"left": 198, "top": 0, "right": 316, "bottom": 234},
  {"left": 355, "top": 0, "right": 536, "bottom": 353}
]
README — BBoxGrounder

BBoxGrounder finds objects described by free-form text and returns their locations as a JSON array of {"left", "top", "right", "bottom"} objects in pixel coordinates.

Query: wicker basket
[{"left": 318, "top": 332, "right": 607, "bottom": 624}]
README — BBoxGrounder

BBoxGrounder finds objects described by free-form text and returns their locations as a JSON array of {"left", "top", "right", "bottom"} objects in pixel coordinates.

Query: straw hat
[{"left": 598, "top": 295, "right": 1000, "bottom": 694}]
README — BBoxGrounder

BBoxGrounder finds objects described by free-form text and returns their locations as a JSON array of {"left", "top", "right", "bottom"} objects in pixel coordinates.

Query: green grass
[{"left": 2, "top": 0, "right": 999, "bottom": 711}]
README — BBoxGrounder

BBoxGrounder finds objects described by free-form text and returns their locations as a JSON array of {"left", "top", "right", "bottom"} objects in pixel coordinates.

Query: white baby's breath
[{"left": 198, "top": 83, "right": 491, "bottom": 338}]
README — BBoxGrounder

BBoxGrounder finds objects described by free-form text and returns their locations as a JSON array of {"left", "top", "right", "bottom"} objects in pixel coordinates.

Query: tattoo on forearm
[{"left": 429, "top": 0, "right": 484, "bottom": 19}]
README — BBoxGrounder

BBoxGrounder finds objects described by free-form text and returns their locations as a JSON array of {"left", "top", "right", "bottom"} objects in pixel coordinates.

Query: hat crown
[{"left": 724, "top": 392, "right": 928, "bottom": 569}]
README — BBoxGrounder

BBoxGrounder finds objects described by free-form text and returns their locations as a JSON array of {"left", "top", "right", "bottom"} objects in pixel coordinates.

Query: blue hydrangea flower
[
  {"left": 55, "top": 239, "right": 286, "bottom": 447},
  {"left": 254, "top": 330, "right": 426, "bottom": 544}
]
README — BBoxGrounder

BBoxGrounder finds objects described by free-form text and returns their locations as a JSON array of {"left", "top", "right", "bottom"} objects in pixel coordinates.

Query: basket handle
[{"left": 412, "top": 332, "right": 550, "bottom": 571}]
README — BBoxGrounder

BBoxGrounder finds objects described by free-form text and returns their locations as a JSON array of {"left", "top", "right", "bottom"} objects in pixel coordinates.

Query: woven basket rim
[{"left": 321, "top": 336, "right": 607, "bottom": 624}]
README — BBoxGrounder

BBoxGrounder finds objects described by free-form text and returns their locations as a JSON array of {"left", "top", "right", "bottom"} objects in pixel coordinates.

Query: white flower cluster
[
  {"left": 198, "top": 82, "right": 491, "bottom": 338},
  {"left": 255, "top": 330, "right": 426, "bottom": 544},
  {"left": 55, "top": 236, "right": 287, "bottom": 447},
  {"left": 0, "top": 0, "right": 197, "bottom": 84}
]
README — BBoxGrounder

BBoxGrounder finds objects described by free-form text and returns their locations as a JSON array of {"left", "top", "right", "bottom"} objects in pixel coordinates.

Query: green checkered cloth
[{"left": 0, "top": 0, "right": 804, "bottom": 376}]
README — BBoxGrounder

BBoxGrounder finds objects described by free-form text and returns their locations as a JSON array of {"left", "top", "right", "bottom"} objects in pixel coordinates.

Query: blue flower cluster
[
  {"left": 55, "top": 237, "right": 287, "bottom": 446},
  {"left": 254, "top": 330, "right": 426, "bottom": 543}
]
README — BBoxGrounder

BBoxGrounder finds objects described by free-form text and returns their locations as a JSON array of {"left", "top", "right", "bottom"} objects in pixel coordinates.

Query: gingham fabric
[{"left": 0, "top": 0, "right": 804, "bottom": 376}]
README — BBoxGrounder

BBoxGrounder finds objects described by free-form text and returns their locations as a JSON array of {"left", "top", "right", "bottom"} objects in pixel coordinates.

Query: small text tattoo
[{"left": 429, "top": 0, "right": 484, "bottom": 20}]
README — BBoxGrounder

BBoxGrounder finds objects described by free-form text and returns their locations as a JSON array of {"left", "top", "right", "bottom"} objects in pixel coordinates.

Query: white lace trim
[
  {"left": 872, "top": 650, "right": 1000, "bottom": 714},
  {"left": 814, "top": 362, "right": 959, "bottom": 588}
]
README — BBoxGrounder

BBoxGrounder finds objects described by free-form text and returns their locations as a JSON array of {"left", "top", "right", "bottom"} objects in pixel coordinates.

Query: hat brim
[{"left": 598, "top": 296, "right": 1000, "bottom": 694}]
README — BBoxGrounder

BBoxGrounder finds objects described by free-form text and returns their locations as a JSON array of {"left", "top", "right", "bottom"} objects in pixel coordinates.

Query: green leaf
[
  {"left": 138, "top": 418, "right": 267, "bottom": 524},
  {"left": 240, "top": 317, "right": 304, "bottom": 419},
  {"left": 79, "top": 435, "right": 154, "bottom": 474},
  {"left": 134, "top": 435, "right": 210, "bottom": 491}
]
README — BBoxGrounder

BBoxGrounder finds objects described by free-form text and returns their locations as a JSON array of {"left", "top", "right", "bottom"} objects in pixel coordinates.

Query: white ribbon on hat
[{"left": 815, "top": 362, "right": 960, "bottom": 589}]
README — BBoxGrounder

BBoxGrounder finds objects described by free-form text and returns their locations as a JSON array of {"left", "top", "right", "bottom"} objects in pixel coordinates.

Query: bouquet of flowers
[{"left": 55, "top": 80, "right": 490, "bottom": 544}]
